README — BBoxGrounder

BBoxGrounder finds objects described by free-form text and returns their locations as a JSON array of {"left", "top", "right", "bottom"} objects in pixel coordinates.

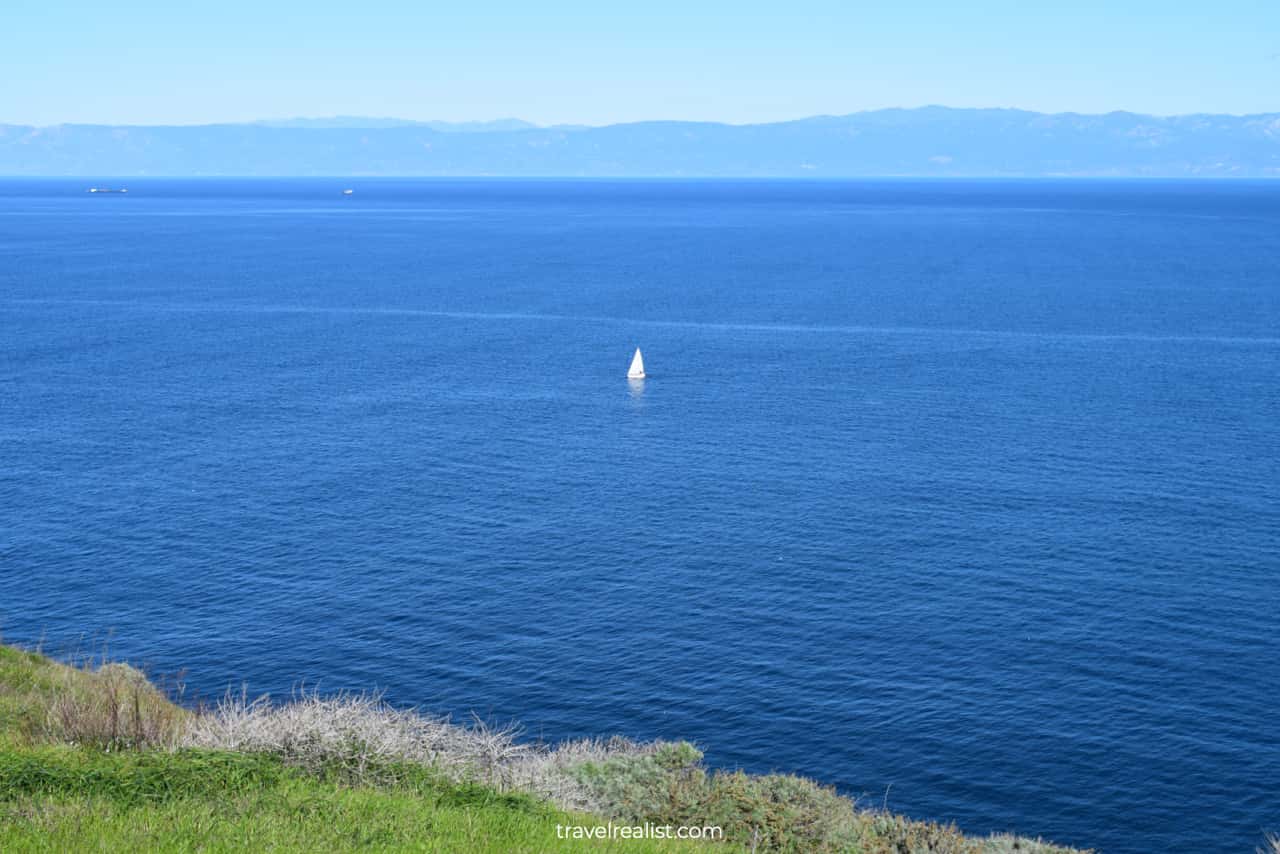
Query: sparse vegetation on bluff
[{"left": 0, "top": 642, "right": 1090, "bottom": 852}]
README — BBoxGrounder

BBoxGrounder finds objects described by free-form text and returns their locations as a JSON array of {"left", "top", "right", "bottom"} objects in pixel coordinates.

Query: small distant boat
[
  {"left": 342, "top": 189, "right": 354, "bottom": 195},
  {"left": 627, "top": 347, "right": 646, "bottom": 379},
  {"left": 88, "top": 188, "right": 127, "bottom": 193}
]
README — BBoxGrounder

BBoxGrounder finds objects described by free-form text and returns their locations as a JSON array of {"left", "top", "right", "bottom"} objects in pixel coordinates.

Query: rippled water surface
[{"left": 2, "top": 179, "right": 1278, "bottom": 853}]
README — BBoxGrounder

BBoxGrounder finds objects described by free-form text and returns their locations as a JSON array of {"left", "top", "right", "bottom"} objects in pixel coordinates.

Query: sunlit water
[{"left": 2, "top": 179, "right": 1278, "bottom": 853}]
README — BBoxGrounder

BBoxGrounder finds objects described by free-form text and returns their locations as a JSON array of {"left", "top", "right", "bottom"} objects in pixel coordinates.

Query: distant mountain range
[
  {"left": 3, "top": 107, "right": 1280, "bottom": 177},
  {"left": 251, "top": 116, "right": 546, "bottom": 132}
]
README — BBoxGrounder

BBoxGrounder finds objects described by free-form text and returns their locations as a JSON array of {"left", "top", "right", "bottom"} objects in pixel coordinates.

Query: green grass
[
  {"left": 0, "top": 745, "right": 719, "bottom": 852},
  {"left": 0, "top": 644, "right": 78, "bottom": 741}
]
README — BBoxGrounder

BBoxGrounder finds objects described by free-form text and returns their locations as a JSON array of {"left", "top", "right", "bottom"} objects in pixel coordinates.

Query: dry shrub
[
  {"left": 45, "top": 659, "right": 187, "bottom": 750},
  {"left": 982, "top": 833, "right": 1094, "bottom": 853},
  {"left": 182, "top": 688, "right": 656, "bottom": 804},
  {"left": 181, "top": 690, "right": 1092, "bottom": 852},
  {"left": 570, "top": 743, "right": 864, "bottom": 852}
]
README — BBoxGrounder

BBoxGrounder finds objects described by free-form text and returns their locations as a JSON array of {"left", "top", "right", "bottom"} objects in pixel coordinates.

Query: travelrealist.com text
[{"left": 556, "top": 822, "right": 724, "bottom": 841}]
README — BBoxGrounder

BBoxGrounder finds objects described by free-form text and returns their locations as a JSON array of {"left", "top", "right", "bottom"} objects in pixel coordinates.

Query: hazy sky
[{"left": 5, "top": 1, "right": 1278, "bottom": 126}]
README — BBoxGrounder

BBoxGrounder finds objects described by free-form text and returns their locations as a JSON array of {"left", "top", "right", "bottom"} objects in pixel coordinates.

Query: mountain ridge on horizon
[
  {"left": 4, "top": 106, "right": 1279, "bottom": 177},
  {"left": 19, "top": 105, "right": 1280, "bottom": 130}
]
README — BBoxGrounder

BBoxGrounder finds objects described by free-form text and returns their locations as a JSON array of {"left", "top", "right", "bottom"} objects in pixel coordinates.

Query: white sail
[{"left": 627, "top": 347, "right": 646, "bottom": 379}]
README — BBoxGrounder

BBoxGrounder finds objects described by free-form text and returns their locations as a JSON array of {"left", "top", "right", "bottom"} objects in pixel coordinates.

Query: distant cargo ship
[{"left": 87, "top": 187, "right": 128, "bottom": 193}]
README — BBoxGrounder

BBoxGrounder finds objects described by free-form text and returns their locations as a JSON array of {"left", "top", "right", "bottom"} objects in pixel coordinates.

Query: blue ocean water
[{"left": 2, "top": 179, "right": 1278, "bottom": 853}]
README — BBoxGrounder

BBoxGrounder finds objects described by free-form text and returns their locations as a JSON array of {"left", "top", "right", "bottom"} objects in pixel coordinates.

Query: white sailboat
[{"left": 627, "top": 347, "right": 646, "bottom": 379}]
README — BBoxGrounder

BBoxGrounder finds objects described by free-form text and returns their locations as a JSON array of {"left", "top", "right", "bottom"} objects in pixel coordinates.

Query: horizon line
[
  {"left": 5, "top": 175, "right": 1278, "bottom": 182},
  {"left": 8, "top": 104, "right": 1280, "bottom": 130}
]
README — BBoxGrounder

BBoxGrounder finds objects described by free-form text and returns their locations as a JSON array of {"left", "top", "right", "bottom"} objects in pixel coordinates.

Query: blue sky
[{"left": 5, "top": 1, "right": 1277, "bottom": 125}]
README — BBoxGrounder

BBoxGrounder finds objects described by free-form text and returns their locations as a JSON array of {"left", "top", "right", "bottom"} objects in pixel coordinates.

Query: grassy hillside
[
  {"left": 0, "top": 745, "right": 700, "bottom": 853},
  {"left": 0, "top": 645, "right": 707, "bottom": 853},
  {"left": 0, "top": 643, "right": 1088, "bottom": 853}
]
